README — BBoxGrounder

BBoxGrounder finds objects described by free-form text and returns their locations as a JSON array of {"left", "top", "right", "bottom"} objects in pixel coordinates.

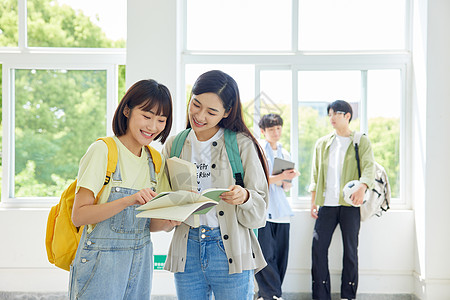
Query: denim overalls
[{"left": 69, "top": 150, "right": 156, "bottom": 300}]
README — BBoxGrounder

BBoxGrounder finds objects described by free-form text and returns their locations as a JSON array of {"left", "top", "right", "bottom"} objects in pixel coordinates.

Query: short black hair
[
  {"left": 258, "top": 113, "right": 283, "bottom": 130},
  {"left": 327, "top": 100, "right": 353, "bottom": 122},
  {"left": 113, "top": 79, "right": 173, "bottom": 143}
]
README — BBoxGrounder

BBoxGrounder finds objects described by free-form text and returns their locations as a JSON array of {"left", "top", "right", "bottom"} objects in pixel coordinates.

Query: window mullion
[
  {"left": 254, "top": 66, "right": 261, "bottom": 137},
  {"left": 405, "top": 0, "right": 413, "bottom": 51},
  {"left": 106, "top": 65, "right": 118, "bottom": 137},
  {"left": 292, "top": 0, "right": 299, "bottom": 52},
  {"left": 291, "top": 67, "right": 299, "bottom": 201},
  {"left": 18, "top": 0, "right": 27, "bottom": 49},
  {"left": 360, "top": 70, "right": 368, "bottom": 133},
  {"left": 2, "top": 65, "right": 15, "bottom": 201}
]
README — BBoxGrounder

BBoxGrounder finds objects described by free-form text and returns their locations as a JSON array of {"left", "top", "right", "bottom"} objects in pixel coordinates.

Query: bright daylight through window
[
  {"left": 0, "top": 0, "right": 407, "bottom": 205},
  {"left": 185, "top": 0, "right": 406, "bottom": 204},
  {"left": 0, "top": 0, "right": 126, "bottom": 202}
]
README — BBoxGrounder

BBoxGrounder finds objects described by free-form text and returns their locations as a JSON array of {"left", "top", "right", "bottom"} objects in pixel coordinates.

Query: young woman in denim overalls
[{"left": 69, "top": 79, "right": 180, "bottom": 299}]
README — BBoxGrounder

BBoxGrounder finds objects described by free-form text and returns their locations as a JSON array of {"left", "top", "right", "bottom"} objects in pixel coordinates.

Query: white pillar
[
  {"left": 125, "top": 1, "right": 181, "bottom": 295},
  {"left": 413, "top": 0, "right": 450, "bottom": 298},
  {"left": 126, "top": 0, "right": 184, "bottom": 144},
  {"left": 423, "top": 0, "right": 450, "bottom": 298}
]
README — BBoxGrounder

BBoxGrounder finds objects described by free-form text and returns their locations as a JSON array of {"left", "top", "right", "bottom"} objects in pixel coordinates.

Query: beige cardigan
[{"left": 161, "top": 131, "right": 269, "bottom": 274}]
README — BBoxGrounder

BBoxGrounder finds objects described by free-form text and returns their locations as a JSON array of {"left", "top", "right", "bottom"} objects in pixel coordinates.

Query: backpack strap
[
  {"left": 145, "top": 145, "right": 162, "bottom": 188},
  {"left": 146, "top": 145, "right": 162, "bottom": 173},
  {"left": 97, "top": 137, "right": 118, "bottom": 185},
  {"left": 352, "top": 132, "right": 364, "bottom": 178},
  {"left": 95, "top": 138, "right": 161, "bottom": 196},
  {"left": 95, "top": 137, "right": 119, "bottom": 204},
  {"left": 224, "top": 129, "right": 245, "bottom": 188},
  {"left": 170, "top": 128, "right": 191, "bottom": 158},
  {"left": 170, "top": 128, "right": 245, "bottom": 187}
]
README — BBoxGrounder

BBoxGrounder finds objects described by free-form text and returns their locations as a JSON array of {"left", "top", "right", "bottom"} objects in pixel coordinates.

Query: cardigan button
[
  {"left": 223, "top": 234, "right": 229, "bottom": 240},
  {"left": 212, "top": 141, "right": 217, "bottom": 146},
  {"left": 219, "top": 211, "right": 224, "bottom": 216},
  {"left": 211, "top": 164, "right": 216, "bottom": 168},
  {"left": 228, "top": 258, "right": 233, "bottom": 263}
]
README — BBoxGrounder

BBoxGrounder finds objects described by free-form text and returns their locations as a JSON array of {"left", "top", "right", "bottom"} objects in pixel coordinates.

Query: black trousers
[
  {"left": 311, "top": 206, "right": 360, "bottom": 300},
  {"left": 255, "top": 221, "right": 290, "bottom": 300}
]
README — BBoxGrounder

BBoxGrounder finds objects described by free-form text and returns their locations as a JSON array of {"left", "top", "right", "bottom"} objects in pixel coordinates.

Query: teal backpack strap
[
  {"left": 224, "top": 129, "right": 245, "bottom": 188},
  {"left": 170, "top": 128, "right": 192, "bottom": 158},
  {"left": 223, "top": 130, "right": 256, "bottom": 236}
]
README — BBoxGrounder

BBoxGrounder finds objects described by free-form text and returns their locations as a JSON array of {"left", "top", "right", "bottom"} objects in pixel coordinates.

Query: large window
[
  {"left": 13, "top": 69, "right": 107, "bottom": 197},
  {"left": 297, "top": 71, "right": 361, "bottom": 196},
  {"left": 27, "top": 0, "right": 126, "bottom": 48},
  {"left": 183, "top": 0, "right": 409, "bottom": 206},
  {"left": 1, "top": 0, "right": 409, "bottom": 206},
  {"left": 0, "top": 1, "right": 18, "bottom": 47},
  {"left": 298, "top": 0, "right": 407, "bottom": 51},
  {"left": 186, "top": 0, "right": 291, "bottom": 51},
  {"left": 0, "top": 0, "right": 126, "bottom": 205}
]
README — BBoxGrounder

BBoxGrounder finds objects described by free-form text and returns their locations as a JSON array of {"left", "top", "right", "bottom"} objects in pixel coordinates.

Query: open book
[
  {"left": 136, "top": 188, "right": 229, "bottom": 221},
  {"left": 136, "top": 157, "right": 229, "bottom": 221}
]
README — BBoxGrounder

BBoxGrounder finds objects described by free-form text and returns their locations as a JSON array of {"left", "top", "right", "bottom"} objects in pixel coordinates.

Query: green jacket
[{"left": 309, "top": 131, "right": 375, "bottom": 206}]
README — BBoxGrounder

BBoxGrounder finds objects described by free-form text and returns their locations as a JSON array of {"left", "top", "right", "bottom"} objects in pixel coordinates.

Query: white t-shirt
[
  {"left": 324, "top": 134, "right": 351, "bottom": 206},
  {"left": 185, "top": 128, "right": 224, "bottom": 227},
  {"left": 268, "top": 146, "right": 291, "bottom": 224}
]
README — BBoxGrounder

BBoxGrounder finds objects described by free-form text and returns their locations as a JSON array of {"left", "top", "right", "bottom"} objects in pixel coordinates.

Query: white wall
[
  {"left": 411, "top": 0, "right": 428, "bottom": 297},
  {"left": 0, "top": 208, "right": 415, "bottom": 295},
  {"left": 419, "top": 0, "right": 450, "bottom": 298},
  {"left": 411, "top": 0, "right": 450, "bottom": 299},
  {"left": 283, "top": 210, "right": 415, "bottom": 295}
]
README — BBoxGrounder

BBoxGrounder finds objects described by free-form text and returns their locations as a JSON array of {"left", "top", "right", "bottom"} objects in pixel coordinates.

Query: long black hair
[{"left": 187, "top": 70, "right": 269, "bottom": 182}]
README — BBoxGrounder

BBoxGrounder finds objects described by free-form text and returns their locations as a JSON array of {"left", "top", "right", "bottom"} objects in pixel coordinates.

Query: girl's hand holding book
[{"left": 219, "top": 185, "right": 249, "bottom": 205}]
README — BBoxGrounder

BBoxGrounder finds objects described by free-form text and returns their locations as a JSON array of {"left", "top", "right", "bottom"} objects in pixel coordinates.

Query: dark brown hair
[
  {"left": 113, "top": 79, "right": 173, "bottom": 143},
  {"left": 258, "top": 113, "right": 283, "bottom": 130},
  {"left": 187, "top": 70, "right": 269, "bottom": 182}
]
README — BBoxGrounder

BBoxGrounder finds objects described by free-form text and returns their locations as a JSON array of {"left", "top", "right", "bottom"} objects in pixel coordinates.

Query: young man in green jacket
[{"left": 309, "top": 100, "right": 375, "bottom": 300}]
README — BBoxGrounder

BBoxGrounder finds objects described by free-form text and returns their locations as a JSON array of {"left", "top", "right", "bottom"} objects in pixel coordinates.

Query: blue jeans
[{"left": 174, "top": 226, "right": 253, "bottom": 300}]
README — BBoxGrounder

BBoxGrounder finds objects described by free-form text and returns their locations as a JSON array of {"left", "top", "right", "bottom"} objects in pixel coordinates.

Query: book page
[
  {"left": 200, "top": 188, "right": 230, "bottom": 202},
  {"left": 136, "top": 201, "right": 217, "bottom": 222},
  {"left": 166, "top": 157, "right": 197, "bottom": 191},
  {"left": 137, "top": 190, "right": 200, "bottom": 211}
]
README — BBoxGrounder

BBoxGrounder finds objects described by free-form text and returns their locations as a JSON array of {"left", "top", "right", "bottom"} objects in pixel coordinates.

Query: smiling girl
[
  {"left": 69, "top": 79, "right": 180, "bottom": 300},
  {"left": 162, "top": 70, "right": 269, "bottom": 300}
]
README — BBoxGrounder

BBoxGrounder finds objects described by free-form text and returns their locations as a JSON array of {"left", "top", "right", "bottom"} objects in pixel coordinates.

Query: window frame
[
  {"left": 181, "top": 0, "right": 412, "bottom": 209},
  {"left": 0, "top": 0, "right": 126, "bottom": 207}
]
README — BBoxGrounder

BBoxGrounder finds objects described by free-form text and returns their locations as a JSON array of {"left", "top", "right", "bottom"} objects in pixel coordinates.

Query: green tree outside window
[{"left": 0, "top": 0, "right": 126, "bottom": 198}]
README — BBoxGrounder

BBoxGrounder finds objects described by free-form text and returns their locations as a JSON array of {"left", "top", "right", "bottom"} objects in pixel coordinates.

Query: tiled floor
[{"left": 0, "top": 292, "right": 416, "bottom": 300}]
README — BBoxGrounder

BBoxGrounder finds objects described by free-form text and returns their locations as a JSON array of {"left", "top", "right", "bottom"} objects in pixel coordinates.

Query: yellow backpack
[{"left": 45, "top": 137, "right": 162, "bottom": 271}]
